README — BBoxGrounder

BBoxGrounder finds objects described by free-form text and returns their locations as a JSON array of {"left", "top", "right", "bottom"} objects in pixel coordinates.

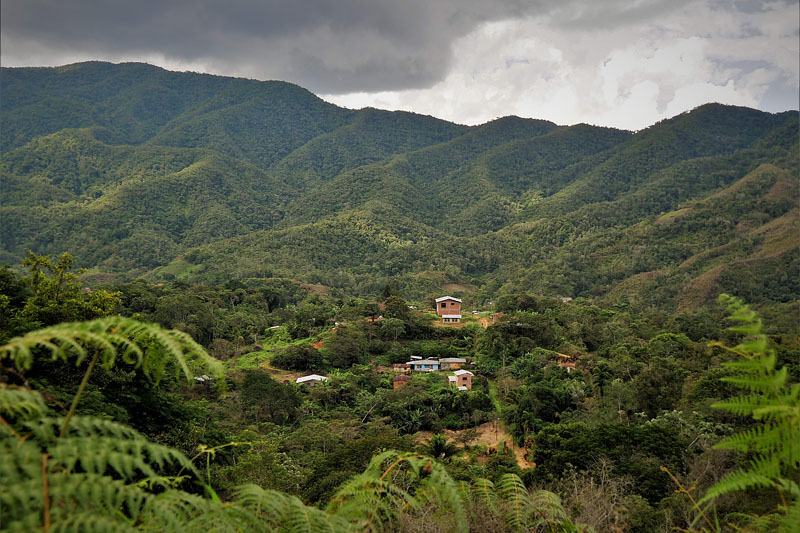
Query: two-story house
[
  {"left": 448, "top": 369, "right": 473, "bottom": 390},
  {"left": 435, "top": 296, "right": 462, "bottom": 323}
]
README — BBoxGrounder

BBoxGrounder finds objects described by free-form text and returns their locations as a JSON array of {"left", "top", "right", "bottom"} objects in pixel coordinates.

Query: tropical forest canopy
[{"left": 1, "top": 61, "right": 797, "bottom": 311}]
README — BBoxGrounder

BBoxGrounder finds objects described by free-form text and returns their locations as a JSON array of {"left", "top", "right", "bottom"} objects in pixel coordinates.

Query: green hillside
[{"left": 1, "top": 61, "right": 797, "bottom": 310}]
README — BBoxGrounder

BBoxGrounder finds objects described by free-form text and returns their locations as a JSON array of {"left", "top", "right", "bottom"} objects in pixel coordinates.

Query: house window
[{"left": 441, "top": 302, "right": 447, "bottom": 308}]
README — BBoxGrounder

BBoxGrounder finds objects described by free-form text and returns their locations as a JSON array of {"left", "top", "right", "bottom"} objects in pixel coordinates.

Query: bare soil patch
[
  {"left": 299, "top": 283, "right": 329, "bottom": 296},
  {"left": 415, "top": 421, "right": 532, "bottom": 468},
  {"left": 441, "top": 283, "right": 473, "bottom": 293},
  {"left": 258, "top": 359, "right": 304, "bottom": 383}
]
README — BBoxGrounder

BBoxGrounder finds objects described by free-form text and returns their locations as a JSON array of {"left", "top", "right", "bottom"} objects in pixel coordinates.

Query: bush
[{"left": 272, "top": 343, "right": 324, "bottom": 371}]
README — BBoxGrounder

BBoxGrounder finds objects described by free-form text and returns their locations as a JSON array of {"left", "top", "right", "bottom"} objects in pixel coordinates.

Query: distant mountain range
[{"left": 1, "top": 61, "right": 798, "bottom": 309}]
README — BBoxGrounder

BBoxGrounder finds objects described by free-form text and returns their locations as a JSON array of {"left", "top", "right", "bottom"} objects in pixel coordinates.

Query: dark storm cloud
[{"left": 1, "top": 0, "right": 685, "bottom": 93}]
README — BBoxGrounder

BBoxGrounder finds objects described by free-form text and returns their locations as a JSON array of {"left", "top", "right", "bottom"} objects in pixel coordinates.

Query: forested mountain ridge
[
  {"left": 2, "top": 62, "right": 799, "bottom": 532},
  {"left": 1, "top": 61, "right": 797, "bottom": 310}
]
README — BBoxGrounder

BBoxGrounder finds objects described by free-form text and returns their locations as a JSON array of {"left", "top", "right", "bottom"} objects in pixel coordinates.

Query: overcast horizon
[{"left": 2, "top": 0, "right": 798, "bottom": 130}]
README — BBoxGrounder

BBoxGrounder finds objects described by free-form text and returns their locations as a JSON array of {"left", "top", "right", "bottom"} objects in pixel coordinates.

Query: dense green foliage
[
  {"left": 1, "top": 316, "right": 584, "bottom": 532},
  {"left": 1, "top": 62, "right": 797, "bottom": 312},
  {"left": 0, "top": 248, "right": 798, "bottom": 530}
]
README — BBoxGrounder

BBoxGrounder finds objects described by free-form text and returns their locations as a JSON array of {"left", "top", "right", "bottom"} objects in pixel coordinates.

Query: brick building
[{"left": 435, "top": 296, "right": 462, "bottom": 323}]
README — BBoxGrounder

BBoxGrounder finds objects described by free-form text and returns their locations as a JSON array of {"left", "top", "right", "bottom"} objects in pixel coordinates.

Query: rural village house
[
  {"left": 392, "top": 363, "right": 411, "bottom": 373},
  {"left": 448, "top": 369, "right": 473, "bottom": 391},
  {"left": 439, "top": 357, "right": 466, "bottom": 370},
  {"left": 408, "top": 359, "right": 439, "bottom": 372},
  {"left": 435, "top": 296, "right": 462, "bottom": 323}
]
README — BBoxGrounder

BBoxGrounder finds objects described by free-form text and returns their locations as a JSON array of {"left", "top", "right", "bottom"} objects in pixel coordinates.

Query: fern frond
[
  {"left": 47, "top": 436, "right": 193, "bottom": 479},
  {"left": 752, "top": 402, "right": 800, "bottom": 422},
  {"left": 24, "top": 415, "right": 144, "bottom": 444},
  {"left": 328, "top": 474, "right": 417, "bottom": 530},
  {"left": 712, "top": 394, "right": 778, "bottom": 417},
  {"left": 328, "top": 451, "right": 468, "bottom": 532},
  {"left": 0, "top": 384, "right": 48, "bottom": 421},
  {"left": 528, "top": 489, "right": 577, "bottom": 530},
  {"left": 497, "top": 473, "right": 528, "bottom": 531},
  {"left": 776, "top": 498, "right": 800, "bottom": 532},
  {"left": 0, "top": 440, "right": 43, "bottom": 484},
  {"left": 470, "top": 477, "right": 498, "bottom": 509},
  {"left": 701, "top": 466, "right": 777, "bottom": 503},
  {"left": 698, "top": 295, "right": 800, "bottom": 521},
  {"left": 237, "top": 484, "right": 354, "bottom": 532},
  {"left": 147, "top": 489, "right": 227, "bottom": 531},
  {"left": 50, "top": 512, "right": 139, "bottom": 533},
  {"left": 722, "top": 367, "right": 787, "bottom": 393},
  {"left": 412, "top": 453, "right": 467, "bottom": 530},
  {"left": 2, "top": 473, "right": 150, "bottom": 531},
  {"left": 0, "top": 316, "right": 223, "bottom": 383}
]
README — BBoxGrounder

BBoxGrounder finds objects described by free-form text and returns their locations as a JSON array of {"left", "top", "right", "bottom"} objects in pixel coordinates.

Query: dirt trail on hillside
[
  {"left": 416, "top": 420, "right": 531, "bottom": 469},
  {"left": 257, "top": 360, "right": 303, "bottom": 383}
]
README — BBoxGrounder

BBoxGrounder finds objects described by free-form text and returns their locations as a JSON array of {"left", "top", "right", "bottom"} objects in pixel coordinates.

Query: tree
[
  {"left": 325, "top": 324, "right": 367, "bottom": 368},
  {"left": 422, "top": 433, "right": 459, "bottom": 460},
  {"left": 381, "top": 281, "right": 400, "bottom": 300},
  {"left": 382, "top": 295, "right": 411, "bottom": 321},
  {"left": 0, "top": 266, "right": 33, "bottom": 342},
  {"left": 272, "top": 343, "right": 324, "bottom": 371},
  {"left": 19, "top": 251, "right": 121, "bottom": 327},
  {"left": 646, "top": 332, "right": 695, "bottom": 360},
  {"left": 239, "top": 370, "right": 300, "bottom": 424},
  {"left": 379, "top": 318, "right": 405, "bottom": 341},
  {"left": 454, "top": 427, "right": 480, "bottom": 449},
  {"left": 632, "top": 356, "right": 690, "bottom": 417}
]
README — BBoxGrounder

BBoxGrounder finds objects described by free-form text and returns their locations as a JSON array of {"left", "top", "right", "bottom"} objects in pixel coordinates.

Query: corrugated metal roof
[
  {"left": 453, "top": 370, "right": 473, "bottom": 376},
  {"left": 435, "top": 296, "right": 462, "bottom": 303},
  {"left": 296, "top": 374, "right": 328, "bottom": 383}
]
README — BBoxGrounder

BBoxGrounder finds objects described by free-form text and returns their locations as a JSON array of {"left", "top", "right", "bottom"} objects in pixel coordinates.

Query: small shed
[{"left": 295, "top": 374, "right": 328, "bottom": 386}]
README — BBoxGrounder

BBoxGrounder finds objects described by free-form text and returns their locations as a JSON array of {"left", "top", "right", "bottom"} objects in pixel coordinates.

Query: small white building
[{"left": 296, "top": 374, "right": 328, "bottom": 386}]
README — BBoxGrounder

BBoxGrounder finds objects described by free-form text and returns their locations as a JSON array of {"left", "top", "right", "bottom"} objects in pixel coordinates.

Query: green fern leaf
[
  {"left": 497, "top": 473, "right": 528, "bottom": 531},
  {"left": 0, "top": 316, "right": 223, "bottom": 383},
  {"left": 0, "top": 384, "right": 48, "bottom": 421}
]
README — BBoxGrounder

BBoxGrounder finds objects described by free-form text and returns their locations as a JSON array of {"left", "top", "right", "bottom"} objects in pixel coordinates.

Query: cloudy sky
[{"left": 2, "top": 0, "right": 797, "bottom": 130}]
